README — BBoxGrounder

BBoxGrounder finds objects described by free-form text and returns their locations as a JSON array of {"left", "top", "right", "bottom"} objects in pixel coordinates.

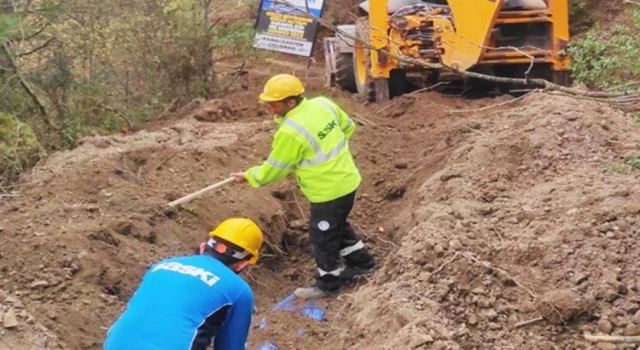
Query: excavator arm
[{"left": 440, "top": 0, "right": 504, "bottom": 71}]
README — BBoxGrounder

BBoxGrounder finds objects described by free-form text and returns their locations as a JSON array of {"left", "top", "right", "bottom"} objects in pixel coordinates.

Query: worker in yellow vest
[{"left": 231, "top": 74, "right": 375, "bottom": 299}]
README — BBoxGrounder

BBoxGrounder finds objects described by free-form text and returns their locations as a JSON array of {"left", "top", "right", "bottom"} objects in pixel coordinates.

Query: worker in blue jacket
[{"left": 104, "top": 218, "right": 264, "bottom": 350}]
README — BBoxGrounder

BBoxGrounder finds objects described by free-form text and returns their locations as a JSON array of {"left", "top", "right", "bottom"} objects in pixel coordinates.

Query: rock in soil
[
  {"left": 597, "top": 319, "right": 613, "bottom": 334},
  {"left": 536, "top": 289, "right": 591, "bottom": 325},
  {"left": 3, "top": 309, "right": 19, "bottom": 328},
  {"left": 633, "top": 310, "right": 640, "bottom": 325}
]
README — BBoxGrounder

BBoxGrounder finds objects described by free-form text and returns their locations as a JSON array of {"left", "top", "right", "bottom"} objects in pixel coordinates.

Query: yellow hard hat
[
  {"left": 259, "top": 74, "right": 305, "bottom": 102},
  {"left": 210, "top": 218, "right": 263, "bottom": 264}
]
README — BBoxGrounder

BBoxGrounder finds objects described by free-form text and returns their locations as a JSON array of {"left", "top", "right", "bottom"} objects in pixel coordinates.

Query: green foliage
[
  {"left": 0, "top": 113, "right": 45, "bottom": 184},
  {"left": 0, "top": 14, "right": 18, "bottom": 43},
  {"left": 568, "top": 9, "right": 640, "bottom": 88},
  {"left": 212, "top": 22, "right": 258, "bottom": 58},
  {"left": 179, "top": 204, "right": 199, "bottom": 216},
  {"left": 634, "top": 112, "right": 640, "bottom": 125},
  {"left": 0, "top": 85, "right": 35, "bottom": 118},
  {"left": 628, "top": 158, "right": 640, "bottom": 169},
  {"left": 0, "top": 0, "right": 260, "bottom": 152},
  {"left": 569, "top": 0, "right": 587, "bottom": 20},
  {"left": 608, "top": 163, "right": 632, "bottom": 175}
]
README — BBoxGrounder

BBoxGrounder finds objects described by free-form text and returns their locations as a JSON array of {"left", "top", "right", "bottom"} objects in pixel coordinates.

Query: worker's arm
[
  {"left": 244, "top": 131, "right": 303, "bottom": 188},
  {"left": 213, "top": 287, "right": 254, "bottom": 350},
  {"left": 335, "top": 104, "right": 356, "bottom": 139}
]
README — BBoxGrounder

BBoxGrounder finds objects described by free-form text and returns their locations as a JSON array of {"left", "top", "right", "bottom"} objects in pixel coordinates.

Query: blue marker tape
[
  {"left": 272, "top": 294, "right": 295, "bottom": 311},
  {"left": 301, "top": 301, "right": 325, "bottom": 320},
  {"left": 272, "top": 294, "right": 326, "bottom": 321}
]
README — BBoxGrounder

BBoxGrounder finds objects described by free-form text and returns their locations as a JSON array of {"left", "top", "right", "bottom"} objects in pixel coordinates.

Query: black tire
[
  {"left": 354, "top": 19, "right": 377, "bottom": 101},
  {"left": 335, "top": 53, "right": 357, "bottom": 93}
]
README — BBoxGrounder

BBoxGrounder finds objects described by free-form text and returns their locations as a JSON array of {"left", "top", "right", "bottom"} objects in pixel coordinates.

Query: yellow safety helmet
[
  {"left": 209, "top": 218, "right": 263, "bottom": 264},
  {"left": 259, "top": 74, "right": 305, "bottom": 102}
]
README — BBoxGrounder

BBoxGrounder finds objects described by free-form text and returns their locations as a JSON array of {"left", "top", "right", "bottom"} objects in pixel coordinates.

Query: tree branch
[
  {"left": 273, "top": 0, "right": 640, "bottom": 101},
  {"left": 0, "top": 42, "right": 55, "bottom": 127},
  {"left": 18, "top": 37, "right": 54, "bottom": 57},
  {"left": 19, "top": 22, "right": 51, "bottom": 42},
  {"left": 584, "top": 334, "right": 640, "bottom": 343}
]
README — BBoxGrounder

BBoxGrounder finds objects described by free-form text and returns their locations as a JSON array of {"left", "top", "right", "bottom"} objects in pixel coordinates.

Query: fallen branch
[
  {"left": 488, "top": 227, "right": 505, "bottom": 249},
  {"left": 158, "top": 98, "right": 179, "bottom": 119},
  {"left": 291, "top": 187, "right": 307, "bottom": 221},
  {"left": 606, "top": 81, "right": 640, "bottom": 92},
  {"left": 102, "top": 105, "right": 134, "bottom": 130},
  {"left": 428, "top": 252, "right": 462, "bottom": 281},
  {"left": 584, "top": 334, "right": 640, "bottom": 343},
  {"left": 514, "top": 316, "right": 543, "bottom": 328},
  {"left": 352, "top": 114, "right": 379, "bottom": 127},
  {"left": 540, "top": 90, "right": 640, "bottom": 104},
  {"left": 409, "top": 82, "right": 449, "bottom": 95},
  {"left": 274, "top": 0, "right": 639, "bottom": 100},
  {"left": 461, "top": 252, "right": 538, "bottom": 299},
  {"left": 263, "top": 236, "right": 288, "bottom": 256},
  {"left": 155, "top": 151, "right": 182, "bottom": 170},
  {"left": 245, "top": 270, "right": 269, "bottom": 290},
  {"left": 375, "top": 235, "right": 397, "bottom": 247}
]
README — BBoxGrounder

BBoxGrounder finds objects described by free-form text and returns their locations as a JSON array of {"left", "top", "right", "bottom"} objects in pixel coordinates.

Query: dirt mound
[
  {"left": 3, "top": 75, "right": 640, "bottom": 350},
  {"left": 0, "top": 100, "right": 298, "bottom": 349},
  {"left": 333, "top": 92, "right": 640, "bottom": 349},
  {"left": 0, "top": 72, "right": 442, "bottom": 348}
]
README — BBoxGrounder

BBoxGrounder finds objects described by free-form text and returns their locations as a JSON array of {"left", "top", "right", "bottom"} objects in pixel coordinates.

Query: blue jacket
[{"left": 104, "top": 255, "right": 254, "bottom": 350}]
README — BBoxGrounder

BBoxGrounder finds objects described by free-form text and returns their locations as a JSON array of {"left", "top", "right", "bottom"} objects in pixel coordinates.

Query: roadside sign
[{"left": 253, "top": 0, "right": 326, "bottom": 57}]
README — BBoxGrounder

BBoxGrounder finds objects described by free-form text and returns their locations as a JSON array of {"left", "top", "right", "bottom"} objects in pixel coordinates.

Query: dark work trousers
[{"left": 309, "top": 190, "right": 375, "bottom": 292}]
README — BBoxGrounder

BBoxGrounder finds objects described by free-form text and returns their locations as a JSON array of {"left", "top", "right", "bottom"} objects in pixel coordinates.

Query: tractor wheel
[
  {"left": 335, "top": 53, "right": 357, "bottom": 93},
  {"left": 353, "top": 19, "right": 377, "bottom": 101}
]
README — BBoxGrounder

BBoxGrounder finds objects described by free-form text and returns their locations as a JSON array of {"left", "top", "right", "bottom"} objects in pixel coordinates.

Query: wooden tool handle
[{"left": 167, "top": 177, "right": 236, "bottom": 207}]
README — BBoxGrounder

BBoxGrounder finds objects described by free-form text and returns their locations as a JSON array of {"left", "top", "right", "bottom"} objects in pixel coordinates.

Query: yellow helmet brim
[{"left": 259, "top": 92, "right": 284, "bottom": 102}]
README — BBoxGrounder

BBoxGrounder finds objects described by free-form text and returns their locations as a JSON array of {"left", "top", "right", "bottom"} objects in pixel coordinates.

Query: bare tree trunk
[
  {"left": 1, "top": 42, "right": 56, "bottom": 128},
  {"left": 0, "top": 0, "right": 56, "bottom": 128},
  {"left": 204, "top": 0, "right": 216, "bottom": 98}
]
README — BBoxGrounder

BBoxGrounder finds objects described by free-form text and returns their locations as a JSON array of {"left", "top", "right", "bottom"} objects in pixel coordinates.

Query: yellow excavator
[{"left": 324, "top": 0, "right": 570, "bottom": 101}]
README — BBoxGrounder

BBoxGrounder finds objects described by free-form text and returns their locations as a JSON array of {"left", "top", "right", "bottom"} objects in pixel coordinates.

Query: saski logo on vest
[
  {"left": 152, "top": 261, "right": 221, "bottom": 287},
  {"left": 317, "top": 120, "right": 338, "bottom": 140}
]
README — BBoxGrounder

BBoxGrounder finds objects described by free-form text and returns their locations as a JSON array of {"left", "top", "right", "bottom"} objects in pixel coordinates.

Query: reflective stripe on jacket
[{"left": 245, "top": 97, "right": 361, "bottom": 203}]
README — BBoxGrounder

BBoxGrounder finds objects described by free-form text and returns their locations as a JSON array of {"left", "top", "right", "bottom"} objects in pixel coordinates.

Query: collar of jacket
[{"left": 273, "top": 97, "right": 308, "bottom": 125}]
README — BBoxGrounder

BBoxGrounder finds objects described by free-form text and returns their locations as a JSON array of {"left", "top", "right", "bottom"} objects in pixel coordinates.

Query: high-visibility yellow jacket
[{"left": 245, "top": 97, "right": 361, "bottom": 203}]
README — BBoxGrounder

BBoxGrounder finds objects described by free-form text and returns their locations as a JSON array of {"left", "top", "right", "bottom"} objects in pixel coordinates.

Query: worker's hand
[{"left": 230, "top": 172, "right": 247, "bottom": 183}]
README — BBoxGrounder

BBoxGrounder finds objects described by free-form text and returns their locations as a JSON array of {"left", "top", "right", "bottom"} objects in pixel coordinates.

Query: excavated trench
[{"left": 2, "top": 76, "right": 640, "bottom": 350}]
